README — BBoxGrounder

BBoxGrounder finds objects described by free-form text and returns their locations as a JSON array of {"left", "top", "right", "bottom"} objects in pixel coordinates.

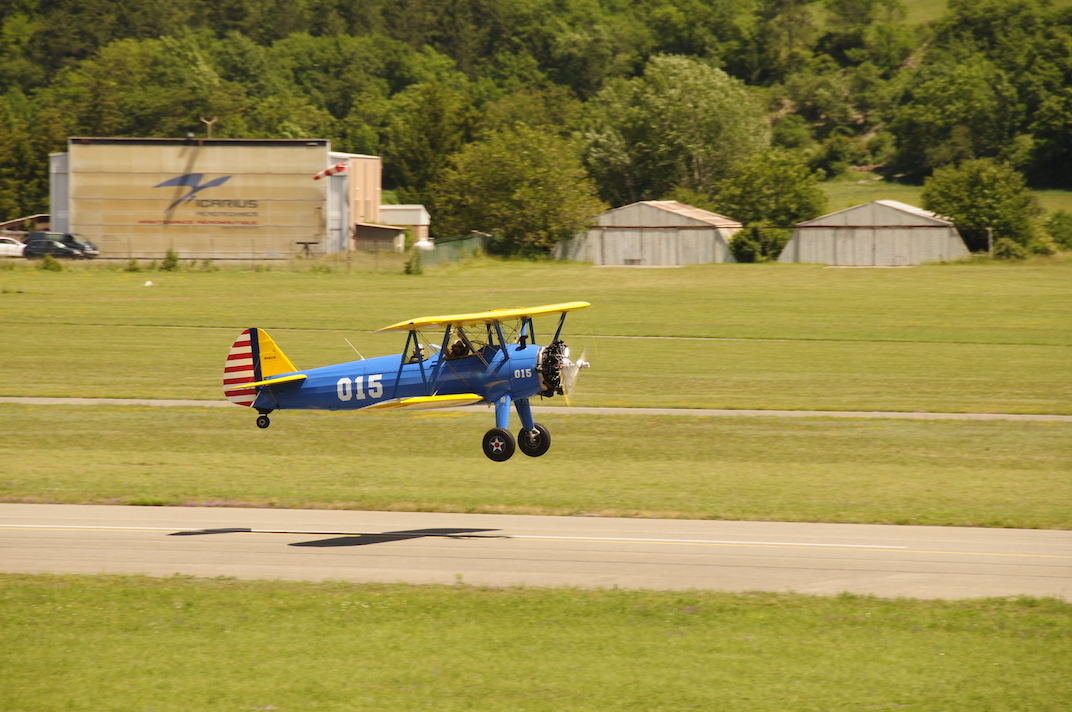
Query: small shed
[
  {"left": 777, "top": 200, "right": 969, "bottom": 266},
  {"left": 557, "top": 200, "right": 740, "bottom": 265},
  {"left": 379, "top": 204, "right": 430, "bottom": 242}
]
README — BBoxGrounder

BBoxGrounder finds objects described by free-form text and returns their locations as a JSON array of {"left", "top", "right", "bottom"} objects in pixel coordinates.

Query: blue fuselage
[{"left": 252, "top": 342, "right": 544, "bottom": 412}]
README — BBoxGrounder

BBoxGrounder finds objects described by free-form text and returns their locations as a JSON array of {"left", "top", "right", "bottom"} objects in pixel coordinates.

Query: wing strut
[
  {"left": 391, "top": 330, "right": 418, "bottom": 399},
  {"left": 493, "top": 321, "right": 509, "bottom": 367},
  {"left": 429, "top": 324, "right": 454, "bottom": 392},
  {"left": 553, "top": 311, "right": 568, "bottom": 341}
]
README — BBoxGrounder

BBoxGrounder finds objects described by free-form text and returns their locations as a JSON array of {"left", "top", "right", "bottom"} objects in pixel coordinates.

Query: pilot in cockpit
[
  {"left": 446, "top": 339, "right": 470, "bottom": 359},
  {"left": 407, "top": 344, "right": 427, "bottom": 364}
]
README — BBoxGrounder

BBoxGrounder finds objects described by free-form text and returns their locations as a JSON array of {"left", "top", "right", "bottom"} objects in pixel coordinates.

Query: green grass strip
[
  {"left": 2, "top": 262, "right": 1070, "bottom": 413},
  {"left": 2, "top": 573, "right": 1069, "bottom": 711},
  {"left": 3, "top": 405, "right": 1069, "bottom": 528}
]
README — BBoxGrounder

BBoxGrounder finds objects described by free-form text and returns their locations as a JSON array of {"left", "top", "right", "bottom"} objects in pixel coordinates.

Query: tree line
[{"left": 1, "top": 0, "right": 1070, "bottom": 257}]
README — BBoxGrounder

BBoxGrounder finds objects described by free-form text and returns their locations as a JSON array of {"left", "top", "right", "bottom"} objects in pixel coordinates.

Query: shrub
[
  {"left": 730, "top": 227, "right": 793, "bottom": 263},
  {"left": 160, "top": 249, "right": 180, "bottom": 271},
  {"left": 38, "top": 254, "right": 62, "bottom": 272},
  {"left": 123, "top": 258, "right": 141, "bottom": 272},
  {"left": 993, "top": 237, "right": 1027, "bottom": 260},
  {"left": 403, "top": 250, "right": 422, "bottom": 275},
  {"left": 1045, "top": 211, "right": 1072, "bottom": 250}
]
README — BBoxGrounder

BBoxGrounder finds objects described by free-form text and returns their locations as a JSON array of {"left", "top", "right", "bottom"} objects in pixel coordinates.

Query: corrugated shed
[
  {"left": 778, "top": 200, "right": 969, "bottom": 266},
  {"left": 559, "top": 201, "right": 740, "bottom": 265}
]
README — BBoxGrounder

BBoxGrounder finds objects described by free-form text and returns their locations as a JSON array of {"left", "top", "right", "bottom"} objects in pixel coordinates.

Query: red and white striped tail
[{"left": 223, "top": 329, "right": 257, "bottom": 407}]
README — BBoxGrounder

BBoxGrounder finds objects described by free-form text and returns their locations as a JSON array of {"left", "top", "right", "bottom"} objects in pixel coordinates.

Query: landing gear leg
[
  {"left": 481, "top": 395, "right": 517, "bottom": 461},
  {"left": 514, "top": 398, "right": 551, "bottom": 457}
]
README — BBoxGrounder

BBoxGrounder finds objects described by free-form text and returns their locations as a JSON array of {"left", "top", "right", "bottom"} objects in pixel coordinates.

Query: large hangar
[
  {"left": 558, "top": 200, "right": 740, "bottom": 265},
  {"left": 49, "top": 138, "right": 384, "bottom": 259},
  {"left": 777, "top": 200, "right": 970, "bottom": 266}
]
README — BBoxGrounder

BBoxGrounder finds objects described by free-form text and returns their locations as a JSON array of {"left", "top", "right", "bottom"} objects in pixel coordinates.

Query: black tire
[
  {"left": 256, "top": 415, "right": 271, "bottom": 429},
  {"left": 482, "top": 427, "right": 515, "bottom": 462},
  {"left": 517, "top": 423, "right": 551, "bottom": 457}
]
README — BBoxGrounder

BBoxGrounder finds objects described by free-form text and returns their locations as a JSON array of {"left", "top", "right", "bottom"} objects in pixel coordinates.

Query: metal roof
[
  {"left": 68, "top": 137, "right": 328, "bottom": 147},
  {"left": 638, "top": 201, "right": 741, "bottom": 227},
  {"left": 596, "top": 200, "right": 741, "bottom": 228},
  {"left": 798, "top": 200, "right": 952, "bottom": 227}
]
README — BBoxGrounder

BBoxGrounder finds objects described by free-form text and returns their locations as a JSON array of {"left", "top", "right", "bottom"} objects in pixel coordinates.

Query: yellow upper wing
[{"left": 376, "top": 301, "right": 590, "bottom": 332}]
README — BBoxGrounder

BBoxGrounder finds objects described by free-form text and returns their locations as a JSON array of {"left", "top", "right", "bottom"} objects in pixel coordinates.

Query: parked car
[
  {"left": 23, "top": 236, "right": 87, "bottom": 259},
  {"left": 0, "top": 236, "right": 26, "bottom": 257},
  {"left": 24, "top": 232, "right": 99, "bottom": 259}
]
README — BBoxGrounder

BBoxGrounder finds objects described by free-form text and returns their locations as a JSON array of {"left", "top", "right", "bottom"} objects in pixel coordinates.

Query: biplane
[{"left": 223, "top": 302, "right": 591, "bottom": 461}]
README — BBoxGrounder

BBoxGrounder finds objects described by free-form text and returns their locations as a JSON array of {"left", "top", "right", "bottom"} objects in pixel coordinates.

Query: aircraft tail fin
[{"left": 223, "top": 328, "right": 299, "bottom": 406}]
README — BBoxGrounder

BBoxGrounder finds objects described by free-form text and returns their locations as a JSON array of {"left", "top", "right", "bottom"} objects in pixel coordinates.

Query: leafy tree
[
  {"left": 583, "top": 55, "right": 769, "bottom": 206},
  {"left": 896, "top": 0, "right": 1072, "bottom": 183},
  {"left": 267, "top": 34, "right": 440, "bottom": 119},
  {"left": 780, "top": 68, "right": 856, "bottom": 138},
  {"left": 808, "top": 133, "right": 869, "bottom": 178},
  {"left": 770, "top": 113, "right": 814, "bottom": 150},
  {"left": 921, "top": 158, "right": 1043, "bottom": 253},
  {"left": 709, "top": 149, "right": 827, "bottom": 227},
  {"left": 929, "top": 0, "right": 1065, "bottom": 116},
  {"left": 702, "top": 149, "right": 827, "bottom": 261},
  {"left": 45, "top": 36, "right": 250, "bottom": 138},
  {"left": 816, "top": 0, "right": 909, "bottom": 70},
  {"left": 432, "top": 124, "right": 606, "bottom": 256},
  {"left": 0, "top": 12, "right": 49, "bottom": 94},
  {"left": 536, "top": 8, "right": 641, "bottom": 99},
  {"left": 0, "top": 91, "right": 67, "bottom": 220},
  {"left": 383, "top": 81, "right": 482, "bottom": 207},
  {"left": 746, "top": 0, "right": 818, "bottom": 83},
  {"left": 1029, "top": 88, "right": 1072, "bottom": 188},
  {"left": 482, "top": 85, "right": 583, "bottom": 136},
  {"left": 887, "top": 56, "right": 1024, "bottom": 180}
]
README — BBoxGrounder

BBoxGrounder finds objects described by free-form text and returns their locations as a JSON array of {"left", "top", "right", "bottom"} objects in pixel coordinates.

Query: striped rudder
[{"left": 223, "top": 328, "right": 259, "bottom": 406}]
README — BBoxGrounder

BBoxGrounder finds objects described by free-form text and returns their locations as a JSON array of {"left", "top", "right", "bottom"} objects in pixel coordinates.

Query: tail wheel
[
  {"left": 517, "top": 423, "right": 551, "bottom": 457},
  {"left": 482, "top": 427, "right": 515, "bottom": 462},
  {"left": 256, "top": 415, "right": 271, "bottom": 429}
]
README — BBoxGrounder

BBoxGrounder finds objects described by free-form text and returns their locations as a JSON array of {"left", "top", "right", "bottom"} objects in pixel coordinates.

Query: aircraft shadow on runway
[
  {"left": 170, "top": 527, "right": 502, "bottom": 547},
  {"left": 291, "top": 528, "right": 502, "bottom": 548}
]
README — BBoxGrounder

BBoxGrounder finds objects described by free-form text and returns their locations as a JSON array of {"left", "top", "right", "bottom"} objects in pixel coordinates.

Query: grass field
[
  {"left": 2, "top": 574, "right": 1069, "bottom": 712},
  {"left": 3, "top": 405, "right": 1069, "bottom": 528},
  {"left": 1, "top": 258, "right": 1069, "bottom": 525},
  {"left": 2, "top": 260, "right": 1070, "bottom": 413}
]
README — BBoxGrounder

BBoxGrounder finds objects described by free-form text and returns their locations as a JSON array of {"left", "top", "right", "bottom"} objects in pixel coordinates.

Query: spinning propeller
[{"left": 559, "top": 346, "right": 590, "bottom": 405}]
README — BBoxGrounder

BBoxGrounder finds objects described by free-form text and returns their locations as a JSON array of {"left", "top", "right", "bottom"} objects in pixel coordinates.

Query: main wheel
[
  {"left": 482, "top": 427, "right": 515, "bottom": 462},
  {"left": 517, "top": 423, "right": 551, "bottom": 457},
  {"left": 256, "top": 415, "right": 271, "bottom": 429}
]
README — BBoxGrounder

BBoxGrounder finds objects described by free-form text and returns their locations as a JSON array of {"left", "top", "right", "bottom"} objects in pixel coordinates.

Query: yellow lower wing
[{"left": 361, "top": 393, "right": 485, "bottom": 412}]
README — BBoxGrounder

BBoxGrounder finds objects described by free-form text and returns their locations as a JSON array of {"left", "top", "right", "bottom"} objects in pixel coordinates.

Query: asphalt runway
[{"left": 3, "top": 504, "right": 1070, "bottom": 600}]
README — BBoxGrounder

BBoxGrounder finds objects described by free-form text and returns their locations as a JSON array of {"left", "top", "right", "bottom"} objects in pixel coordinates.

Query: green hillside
[{"left": 2, "top": 0, "right": 1070, "bottom": 254}]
